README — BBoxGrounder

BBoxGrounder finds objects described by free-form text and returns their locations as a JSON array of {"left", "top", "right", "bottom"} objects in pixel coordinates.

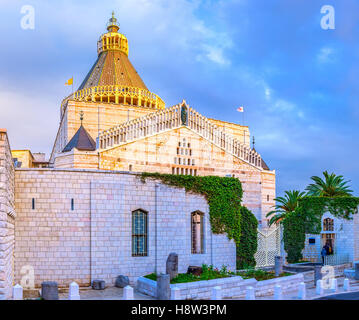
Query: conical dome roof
[
  {"left": 78, "top": 50, "right": 148, "bottom": 91},
  {"left": 74, "top": 13, "right": 164, "bottom": 110}
]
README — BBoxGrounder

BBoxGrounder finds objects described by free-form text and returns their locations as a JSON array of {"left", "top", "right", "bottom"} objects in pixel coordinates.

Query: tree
[
  {"left": 305, "top": 171, "right": 353, "bottom": 197},
  {"left": 266, "top": 190, "right": 306, "bottom": 226}
]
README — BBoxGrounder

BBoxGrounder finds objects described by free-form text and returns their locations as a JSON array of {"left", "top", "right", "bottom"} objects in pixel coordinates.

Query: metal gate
[{"left": 254, "top": 226, "right": 281, "bottom": 268}]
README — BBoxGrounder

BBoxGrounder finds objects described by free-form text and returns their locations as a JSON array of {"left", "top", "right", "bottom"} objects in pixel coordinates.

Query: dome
[{"left": 74, "top": 13, "right": 165, "bottom": 110}]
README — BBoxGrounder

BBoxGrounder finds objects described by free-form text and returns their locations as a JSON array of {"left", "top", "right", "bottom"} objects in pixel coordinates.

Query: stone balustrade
[
  {"left": 98, "top": 104, "right": 263, "bottom": 169},
  {"left": 72, "top": 85, "right": 165, "bottom": 109}
]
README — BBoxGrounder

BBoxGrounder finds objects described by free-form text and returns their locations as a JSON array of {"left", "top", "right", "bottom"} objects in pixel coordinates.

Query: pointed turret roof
[
  {"left": 63, "top": 126, "right": 96, "bottom": 152},
  {"left": 78, "top": 13, "right": 148, "bottom": 91}
]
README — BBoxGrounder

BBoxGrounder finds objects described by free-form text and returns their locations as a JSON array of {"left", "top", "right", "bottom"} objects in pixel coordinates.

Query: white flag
[{"left": 237, "top": 107, "right": 244, "bottom": 113}]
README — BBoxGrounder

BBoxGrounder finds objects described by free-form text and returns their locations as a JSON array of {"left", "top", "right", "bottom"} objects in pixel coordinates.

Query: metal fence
[
  {"left": 254, "top": 226, "right": 281, "bottom": 268},
  {"left": 313, "top": 253, "right": 351, "bottom": 266}
]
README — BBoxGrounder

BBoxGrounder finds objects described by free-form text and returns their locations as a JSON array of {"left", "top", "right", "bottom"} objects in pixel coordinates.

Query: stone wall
[
  {"left": 51, "top": 100, "right": 156, "bottom": 161},
  {"left": 14, "top": 168, "right": 236, "bottom": 287},
  {"left": 137, "top": 273, "right": 304, "bottom": 299},
  {"left": 100, "top": 126, "right": 275, "bottom": 226},
  {"left": 0, "top": 129, "right": 15, "bottom": 300},
  {"left": 303, "top": 212, "right": 358, "bottom": 263}
]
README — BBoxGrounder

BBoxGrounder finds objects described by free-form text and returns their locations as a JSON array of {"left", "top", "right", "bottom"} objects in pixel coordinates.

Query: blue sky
[{"left": 0, "top": 0, "right": 358, "bottom": 197}]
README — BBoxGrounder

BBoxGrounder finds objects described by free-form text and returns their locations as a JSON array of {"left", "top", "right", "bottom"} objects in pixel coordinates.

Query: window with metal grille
[
  {"left": 191, "top": 211, "right": 204, "bottom": 254},
  {"left": 132, "top": 209, "right": 148, "bottom": 257},
  {"left": 323, "top": 218, "right": 334, "bottom": 231}
]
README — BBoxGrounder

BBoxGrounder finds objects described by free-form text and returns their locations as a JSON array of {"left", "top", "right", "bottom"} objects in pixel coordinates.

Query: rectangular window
[
  {"left": 132, "top": 210, "right": 148, "bottom": 257},
  {"left": 71, "top": 199, "right": 74, "bottom": 211},
  {"left": 191, "top": 212, "right": 204, "bottom": 254},
  {"left": 32, "top": 198, "right": 35, "bottom": 210}
]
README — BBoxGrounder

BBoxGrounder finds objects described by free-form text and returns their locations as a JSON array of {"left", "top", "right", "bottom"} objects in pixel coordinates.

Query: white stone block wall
[
  {"left": 0, "top": 130, "right": 15, "bottom": 300},
  {"left": 14, "top": 169, "right": 236, "bottom": 287},
  {"left": 303, "top": 213, "right": 357, "bottom": 263}
]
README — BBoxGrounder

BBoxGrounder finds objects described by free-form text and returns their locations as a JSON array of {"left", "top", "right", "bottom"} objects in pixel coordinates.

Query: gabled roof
[
  {"left": 253, "top": 147, "right": 270, "bottom": 171},
  {"left": 63, "top": 125, "right": 96, "bottom": 153}
]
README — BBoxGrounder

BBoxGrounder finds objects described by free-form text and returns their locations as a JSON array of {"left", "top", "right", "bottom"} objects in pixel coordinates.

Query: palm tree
[
  {"left": 305, "top": 171, "right": 353, "bottom": 197},
  {"left": 266, "top": 190, "right": 306, "bottom": 226}
]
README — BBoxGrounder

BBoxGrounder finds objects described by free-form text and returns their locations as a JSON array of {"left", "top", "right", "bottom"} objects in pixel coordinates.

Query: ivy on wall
[
  {"left": 283, "top": 197, "right": 359, "bottom": 263},
  {"left": 139, "top": 173, "right": 246, "bottom": 245},
  {"left": 283, "top": 211, "right": 306, "bottom": 263},
  {"left": 236, "top": 206, "right": 258, "bottom": 269}
]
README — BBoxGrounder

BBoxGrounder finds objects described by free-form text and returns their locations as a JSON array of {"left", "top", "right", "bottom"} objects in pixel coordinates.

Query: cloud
[{"left": 317, "top": 47, "right": 335, "bottom": 64}]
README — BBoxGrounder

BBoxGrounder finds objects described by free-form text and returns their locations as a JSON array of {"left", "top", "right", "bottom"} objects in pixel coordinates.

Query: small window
[
  {"left": 191, "top": 211, "right": 204, "bottom": 254},
  {"left": 267, "top": 195, "right": 270, "bottom": 202},
  {"left": 71, "top": 199, "right": 74, "bottom": 211},
  {"left": 172, "top": 167, "right": 175, "bottom": 174},
  {"left": 32, "top": 198, "right": 35, "bottom": 210},
  {"left": 323, "top": 218, "right": 334, "bottom": 231},
  {"left": 129, "top": 164, "right": 133, "bottom": 172},
  {"left": 132, "top": 210, "right": 148, "bottom": 257},
  {"left": 309, "top": 238, "right": 316, "bottom": 245}
]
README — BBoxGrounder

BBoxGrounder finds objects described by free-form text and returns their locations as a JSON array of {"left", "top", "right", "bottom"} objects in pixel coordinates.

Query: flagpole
[{"left": 72, "top": 75, "right": 74, "bottom": 95}]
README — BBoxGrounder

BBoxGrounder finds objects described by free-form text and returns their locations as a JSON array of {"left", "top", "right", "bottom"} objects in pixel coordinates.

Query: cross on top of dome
[{"left": 107, "top": 11, "right": 120, "bottom": 32}]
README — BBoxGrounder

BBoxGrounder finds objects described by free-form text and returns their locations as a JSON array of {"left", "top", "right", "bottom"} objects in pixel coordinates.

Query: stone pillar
[
  {"left": 274, "top": 285, "right": 282, "bottom": 300},
  {"left": 354, "top": 262, "right": 359, "bottom": 280},
  {"left": 275, "top": 256, "right": 283, "bottom": 277},
  {"left": 330, "top": 278, "right": 338, "bottom": 293},
  {"left": 314, "top": 265, "right": 322, "bottom": 283},
  {"left": 297, "top": 282, "right": 306, "bottom": 300},
  {"left": 123, "top": 286, "right": 134, "bottom": 300},
  {"left": 316, "top": 280, "right": 324, "bottom": 295},
  {"left": 166, "top": 253, "right": 178, "bottom": 280},
  {"left": 343, "top": 278, "right": 350, "bottom": 292},
  {"left": 41, "top": 282, "right": 59, "bottom": 300},
  {"left": 13, "top": 284, "right": 23, "bottom": 300},
  {"left": 68, "top": 282, "right": 80, "bottom": 300},
  {"left": 157, "top": 274, "right": 170, "bottom": 300},
  {"left": 211, "top": 286, "right": 222, "bottom": 300},
  {"left": 245, "top": 286, "right": 255, "bottom": 300}
]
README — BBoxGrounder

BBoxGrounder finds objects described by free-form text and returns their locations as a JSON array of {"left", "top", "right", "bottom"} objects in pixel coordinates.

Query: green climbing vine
[
  {"left": 236, "top": 206, "right": 258, "bottom": 269},
  {"left": 283, "top": 196, "right": 359, "bottom": 263},
  {"left": 139, "top": 173, "right": 247, "bottom": 245}
]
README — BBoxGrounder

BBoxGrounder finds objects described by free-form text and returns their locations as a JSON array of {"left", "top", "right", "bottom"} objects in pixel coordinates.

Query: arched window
[
  {"left": 191, "top": 211, "right": 204, "bottom": 254},
  {"left": 132, "top": 209, "right": 148, "bottom": 257},
  {"left": 323, "top": 218, "right": 334, "bottom": 231}
]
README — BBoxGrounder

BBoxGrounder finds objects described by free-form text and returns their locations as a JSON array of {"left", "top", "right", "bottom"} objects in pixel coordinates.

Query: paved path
[
  {"left": 59, "top": 287, "right": 155, "bottom": 300},
  {"left": 229, "top": 277, "right": 359, "bottom": 300},
  {"left": 53, "top": 277, "right": 359, "bottom": 300}
]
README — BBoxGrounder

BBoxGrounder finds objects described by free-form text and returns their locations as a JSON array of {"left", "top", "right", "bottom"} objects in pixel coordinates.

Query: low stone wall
[
  {"left": 137, "top": 276, "right": 255, "bottom": 300},
  {"left": 255, "top": 273, "right": 304, "bottom": 297},
  {"left": 137, "top": 273, "right": 304, "bottom": 299}
]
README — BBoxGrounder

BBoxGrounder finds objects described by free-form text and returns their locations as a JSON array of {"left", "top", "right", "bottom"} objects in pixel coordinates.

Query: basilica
[{"left": 0, "top": 14, "right": 275, "bottom": 299}]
